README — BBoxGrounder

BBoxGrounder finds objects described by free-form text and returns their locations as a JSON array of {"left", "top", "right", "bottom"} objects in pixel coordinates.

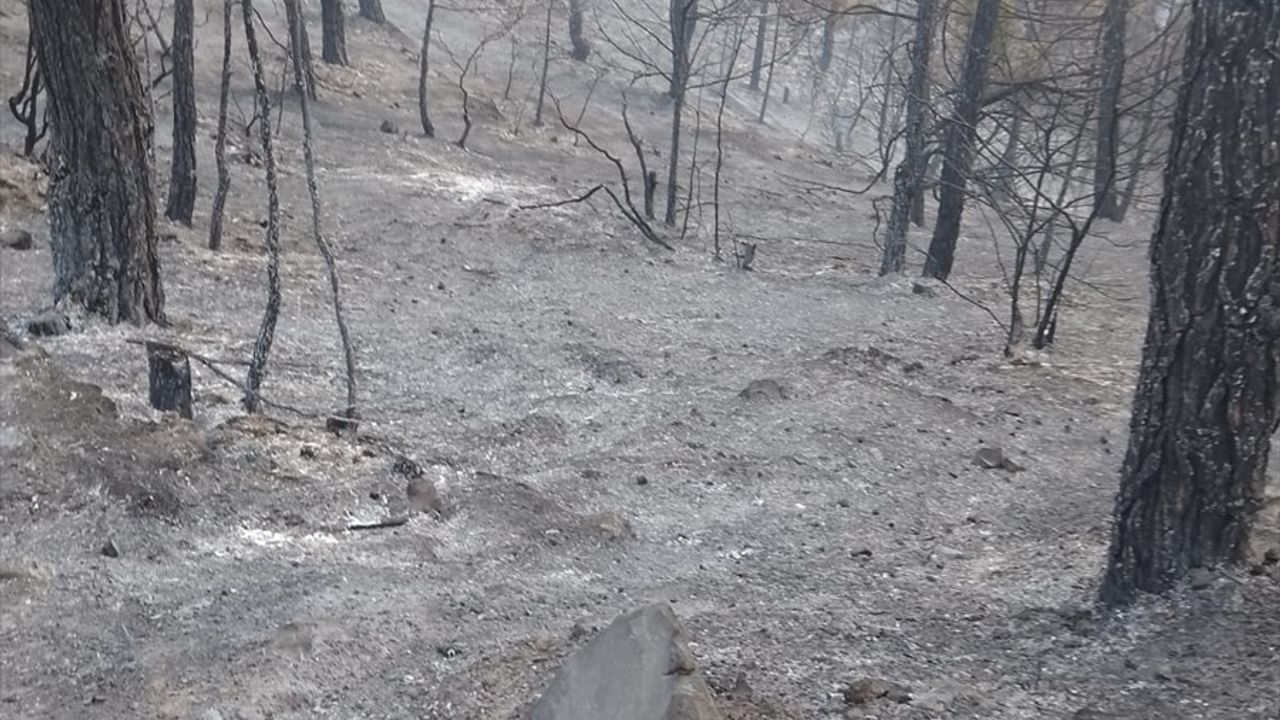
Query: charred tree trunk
[
  {"left": 321, "top": 0, "right": 349, "bottom": 66},
  {"left": 418, "top": 0, "right": 436, "bottom": 137},
  {"left": 240, "top": 0, "right": 284, "bottom": 413},
  {"left": 358, "top": 0, "right": 385, "bottom": 23},
  {"left": 209, "top": 0, "right": 234, "bottom": 251},
  {"left": 569, "top": 0, "right": 591, "bottom": 61},
  {"left": 749, "top": 1, "right": 768, "bottom": 91},
  {"left": 664, "top": 0, "right": 698, "bottom": 226},
  {"left": 921, "top": 0, "right": 1000, "bottom": 281},
  {"left": 880, "top": 0, "right": 936, "bottom": 275},
  {"left": 29, "top": 0, "right": 165, "bottom": 324},
  {"left": 818, "top": 10, "right": 837, "bottom": 73},
  {"left": 534, "top": 0, "right": 553, "bottom": 127},
  {"left": 284, "top": 0, "right": 317, "bottom": 99},
  {"left": 758, "top": 5, "right": 781, "bottom": 122},
  {"left": 164, "top": 0, "right": 197, "bottom": 226},
  {"left": 1093, "top": 0, "right": 1129, "bottom": 220},
  {"left": 1100, "top": 0, "right": 1280, "bottom": 606},
  {"left": 147, "top": 342, "right": 193, "bottom": 418}
]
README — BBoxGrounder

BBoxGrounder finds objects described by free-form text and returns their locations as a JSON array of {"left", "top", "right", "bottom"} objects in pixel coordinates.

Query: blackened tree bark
[
  {"left": 358, "top": 0, "right": 385, "bottom": 23},
  {"left": 569, "top": 0, "right": 591, "bottom": 61},
  {"left": 880, "top": 0, "right": 936, "bottom": 275},
  {"left": 29, "top": 0, "right": 164, "bottom": 324},
  {"left": 418, "top": 0, "right": 436, "bottom": 137},
  {"left": 209, "top": 0, "right": 234, "bottom": 251},
  {"left": 241, "top": 0, "right": 284, "bottom": 413},
  {"left": 1093, "top": 0, "right": 1129, "bottom": 220},
  {"left": 321, "top": 0, "right": 349, "bottom": 66},
  {"left": 921, "top": 0, "right": 1000, "bottom": 280},
  {"left": 1100, "top": 0, "right": 1280, "bottom": 606},
  {"left": 534, "top": 0, "right": 553, "bottom": 127},
  {"left": 665, "top": 0, "right": 698, "bottom": 226},
  {"left": 284, "top": 0, "right": 318, "bottom": 99},
  {"left": 818, "top": 8, "right": 837, "bottom": 73},
  {"left": 164, "top": 0, "right": 197, "bottom": 226},
  {"left": 749, "top": 1, "right": 767, "bottom": 91}
]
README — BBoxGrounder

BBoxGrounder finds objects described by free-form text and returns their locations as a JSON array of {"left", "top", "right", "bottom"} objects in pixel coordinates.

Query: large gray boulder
[{"left": 530, "top": 603, "right": 721, "bottom": 720}]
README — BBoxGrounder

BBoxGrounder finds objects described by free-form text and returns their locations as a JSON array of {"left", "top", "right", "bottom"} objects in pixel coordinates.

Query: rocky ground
[{"left": 1, "top": 1, "right": 1277, "bottom": 719}]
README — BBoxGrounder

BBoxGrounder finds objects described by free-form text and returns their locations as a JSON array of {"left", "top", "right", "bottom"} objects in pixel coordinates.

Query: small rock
[
  {"left": 850, "top": 547, "right": 873, "bottom": 559},
  {"left": 27, "top": 311, "right": 70, "bottom": 337},
  {"left": 911, "top": 281, "right": 937, "bottom": 297},
  {"left": 299, "top": 444, "right": 319, "bottom": 459},
  {"left": 729, "top": 671, "right": 753, "bottom": 701},
  {"left": 1, "top": 229, "right": 33, "bottom": 251},
  {"left": 407, "top": 478, "right": 444, "bottom": 516},
  {"left": 584, "top": 510, "right": 634, "bottom": 540},
  {"left": 885, "top": 684, "right": 912, "bottom": 703},
  {"left": 568, "top": 621, "right": 590, "bottom": 642},
  {"left": 101, "top": 540, "right": 119, "bottom": 558},
  {"left": 1188, "top": 567, "right": 1214, "bottom": 590},
  {"left": 379, "top": 119, "right": 399, "bottom": 134},
  {"left": 635, "top": 475, "right": 649, "bottom": 486},
  {"left": 738, "top": 378, "right": 789, "bottom": 402},
  {"left": 529, "top": 603, "right": 719, "bottom": 720},
  {"left": 843, "top": 678, "right": 891, "bottom": 705},
  {"left": 974, "top": 447, "right": 1006, "bottom": 469}
]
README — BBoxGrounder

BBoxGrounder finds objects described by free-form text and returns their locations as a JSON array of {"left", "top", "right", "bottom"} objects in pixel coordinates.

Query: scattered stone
[
  {"left": 101, "top": 540, "right": 119, "bottom": 558},
  {"left": 843, "top": 678, "right": 908, "bottom": 705},
  {"left": 902, "top": 360, "right": 924, "bottom": 374},
  {"left": 0, "top": 228, "right": 33, "bottom": 250},
  {"left": 974, "top": 447, "right": 1006, "bottom": 469},
  {"left": 636, "top": 475, "right": 649, "bottom": 486},
  {"left": 585, "top": 511, "right": 634, "bottom": 540},
  {"left": 850, "top": 547, "right": 873, "bottom": 559},
  {"left": 379, "top": 119, "right": 399, "bottom": 134},
  {"left": 27, "top": 311, "right": 69, "bottom": 337},
  {"left": 569, "top": 621, "right": 590, "bottom": 642},
  {"left": 738, "top": 378, "right": 788, "bottom": 402},
  {"left": 1188, "top": 567, "right": 1214, "bottom": 590},
  {"left": 529, "top": 603, "right": 720, "bottom": 720},
  {"left": 973, "top": 446, "right": 1024, "bottom": 472},
  {"left": 728, "top": 671, "right": 753, "bottom": 701},
  {"left": 911, "top": 281, "right": 937, "bottom": 297},
  {"left": 407, "top": 478, "right": 444, "bottom": 516},
  {"left": 299, "top": 444, "right": 319, "bottom": 459}
]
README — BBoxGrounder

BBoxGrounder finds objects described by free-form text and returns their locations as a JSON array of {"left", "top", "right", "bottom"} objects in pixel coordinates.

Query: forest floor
[{"left": 1, "top": 2, "right": 1277, "bottom": 719}]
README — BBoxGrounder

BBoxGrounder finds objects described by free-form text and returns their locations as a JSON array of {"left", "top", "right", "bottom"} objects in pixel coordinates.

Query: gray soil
[{"left": 1, "top": 2, "right": 1277, "bottom": 719}]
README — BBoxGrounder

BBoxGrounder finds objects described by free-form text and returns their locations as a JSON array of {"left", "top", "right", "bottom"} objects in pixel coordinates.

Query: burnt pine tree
[
  {"left": 1093, "top": 0, "right": 1129, "bottom": 220},
  {"left": 358, "top": 0, "right": 385, "bottom": 24},
  {"left": 921, "top": 0, "right": 1001, "bottom": 281},
  {"left": 880, "top": 0, "right": 936, "bottom": 275},
  {"left": 321, "top": 0, "right": 349, "bottom": 66},
  {"left": 569, "top": 0, "right": 591, "bottom": 61},
  {"left": 29, "top": 0, "right": 164, "bottom": 323},
  {"left": 165, "top": 0, "right": 197, "bottom": 226},
  {"left": 818, "top": 6, "right": 837, "bottom": 73},
  {"left": 418, "top": 0, "right": 436, "bottom": 137},
  {"left": 749, "top": 1, "right": 768, "bottom": 91},
  {"left": 1099, "top": 0, "right": 1280, "bottom": 606},
  {"left": 284, "top": 0, "right": 318, "bottom": 99},
  {"left": 665, "top": 0, "right": 699, "bottom": 226}
]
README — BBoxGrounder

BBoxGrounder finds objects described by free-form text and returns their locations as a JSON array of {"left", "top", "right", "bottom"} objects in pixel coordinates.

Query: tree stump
[{"left": 146, "top": 342, "right": 193, "bottom": 418}]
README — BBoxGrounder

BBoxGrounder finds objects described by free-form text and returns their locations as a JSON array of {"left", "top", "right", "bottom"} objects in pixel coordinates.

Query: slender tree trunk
[
  {"left": 209, "top": 0, "right": 234, "bottom": 251},
  {"left": 240, "top": 0, "right": 284, "bottom": 413},
  {"left": 321, "top": 0, "right": 349, "bottom": 66},
  {"left": 818, "top": 9, "right": 837, "bottom": 73},
  {"left": 1093, "top": 0, "right": 1128, "bottom": 220},
  {"left": 358, "top": 0, "right": 385, "bottom": 23},
  {"left": 569, "top": 0, "right": 591, "bottom": 61},
  {"left": 284, "top": 0, "right": 317, "bottom": 99},
  {"left": 29, "top": 0, "right": 164, "bottom": 324},
  {"left": 880, "top": 0, "right": 936, "bottom": 275},
  {"left": 921, "top": 0, "right": 1001, "bottom": 280},
  {"left": 749, "top": 1, "right": 768, "bottom": 91},
  {"left": 1100, "top": 0, "right": 1280, "bottom": 606},
  {"left": 287, "top": 2, "right": 359, "bottom": 420},
  {"left": 758, "top": 7, "right": 781, "bottom": 122},
  {"left": 418, "top": 0, "right": 436, "bottom": 137},
  {"left": 534, "top": 0, "right": 553, "bottom": 127},
  {"left": 664, "top": 0, "right": 698, "bottom": 226},
  {"left": 165, "top": 0, "right": 197, "bottom": 226}
]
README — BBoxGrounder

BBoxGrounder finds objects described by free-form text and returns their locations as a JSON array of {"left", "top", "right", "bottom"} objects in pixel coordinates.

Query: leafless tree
[{"left": 209, "top": 0, "right": 235, "bottom": 251}]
